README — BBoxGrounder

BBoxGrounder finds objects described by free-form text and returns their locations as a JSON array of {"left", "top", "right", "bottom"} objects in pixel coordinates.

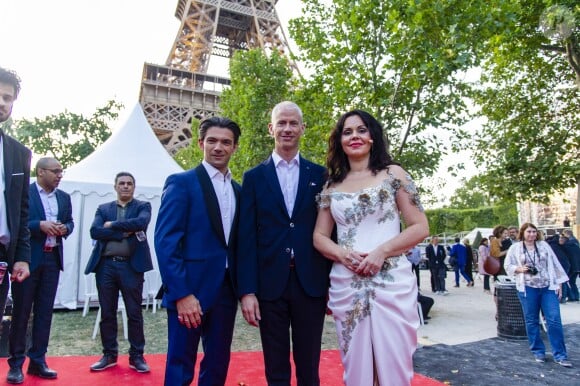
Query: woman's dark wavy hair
[{"left": 326, "top": 110, "right": 398, "bottom": 184}]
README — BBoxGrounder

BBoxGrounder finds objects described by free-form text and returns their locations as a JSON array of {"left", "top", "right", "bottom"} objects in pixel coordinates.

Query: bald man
[{"left": 7, "top": 157, "right": 73, "bottom": 383}]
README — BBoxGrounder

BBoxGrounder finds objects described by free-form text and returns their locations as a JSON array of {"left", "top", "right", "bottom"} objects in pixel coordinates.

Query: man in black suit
[
  {"left": 155, "top": 117, "right": 241, "bottom": 386},
  {"left": 0, "top": 66, "right": 32, "bottom": 384},
  {"left": 7, "top": 157, "right": 73, "bottom": 383},
  {"left": 85, "top": 172, "right": 153, "bottom": 373},
  {"left": 425, "top": 236, "right": 447, "bottom": 295},
  {"left": 237, "top": 101, "right": 330, "bottom": 385}
]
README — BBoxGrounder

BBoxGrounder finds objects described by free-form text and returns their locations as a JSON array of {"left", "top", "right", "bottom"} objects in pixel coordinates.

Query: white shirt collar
[
  {"left": 202, "top": 160, "right": 232, "bottom": 180},
  {"left": 35, "top": 181, "right": 55, "bottom": 195},
  {"left": 272, "top": 151, "right": 300, "bottom": 167}
]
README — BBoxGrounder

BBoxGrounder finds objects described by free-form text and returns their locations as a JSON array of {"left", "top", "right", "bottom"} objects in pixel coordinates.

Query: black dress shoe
[
  {"left": 6, "top": 367, "right": 24, "bottom": 384},
  {"left": 129, "top": 355, "right": 150, "bottom": 373},
  {"left": 90, "top": 355, "right": 117, "bottom": 371},
  {"left": 27, "top": 362, "right": 57, "bottom": 379}
]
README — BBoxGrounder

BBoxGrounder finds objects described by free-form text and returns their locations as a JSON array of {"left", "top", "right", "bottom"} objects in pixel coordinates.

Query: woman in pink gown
[{"left": 314, "top": 110, "right": 429, "bottom": 385}]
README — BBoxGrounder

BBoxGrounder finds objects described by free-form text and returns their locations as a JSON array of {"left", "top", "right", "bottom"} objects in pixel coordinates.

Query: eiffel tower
[{"left": 139, "top": 0, "right": 295, "bottom": 154}]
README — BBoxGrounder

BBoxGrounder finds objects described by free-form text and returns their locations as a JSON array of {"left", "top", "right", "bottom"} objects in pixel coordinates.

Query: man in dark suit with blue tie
[
  {"left": 237, "top": 101, "right": 330, "bottom": 386},
  {"left": 155, "top": 116, "right": 241, "bottom": 386},
  {"left": 7, "top": 157, "right": 73, "bottom": 383},
  {"left": 85, "top": 172, "right": 153, "bottom": 373},
  {"left": 0, "top": 67, "right": 32, "bottom": 384}
]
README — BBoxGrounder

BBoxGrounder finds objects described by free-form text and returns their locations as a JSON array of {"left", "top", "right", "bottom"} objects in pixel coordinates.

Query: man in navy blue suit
[
  {"left": 85, "top": 172, "right": 153, "bottom": 373},
  {"left": 155, "top": 116, "right": 241, "bottom": 386},
  {"left": 7, "top": 157, "right": 73, "bottom": 383},
  {"left": 237, "top": 101, "right": 330, "bottom": 386},
  {"left": 449, "top": 237, "right": 473, "bottom": 288}
]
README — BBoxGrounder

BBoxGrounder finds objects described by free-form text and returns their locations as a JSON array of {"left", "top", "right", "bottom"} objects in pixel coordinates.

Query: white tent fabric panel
[{"left": 52, "top": 104, "right": 182, "bottom": 309}]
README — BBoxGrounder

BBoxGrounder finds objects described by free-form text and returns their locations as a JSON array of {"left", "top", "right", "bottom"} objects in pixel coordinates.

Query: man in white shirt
[
  {"left": 8, "top": 157, "right": 73, "bottom": 383},
  {"left": 155, "top": 116, "right": 242, "bottom": 386},
  {"left": 237, "top": 101, "right": 330, "bottom": 385}
]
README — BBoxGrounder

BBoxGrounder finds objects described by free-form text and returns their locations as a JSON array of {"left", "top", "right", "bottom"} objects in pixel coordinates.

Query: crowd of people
[{"left": 1, "top": 65, "right": 577, "bottom": 385}]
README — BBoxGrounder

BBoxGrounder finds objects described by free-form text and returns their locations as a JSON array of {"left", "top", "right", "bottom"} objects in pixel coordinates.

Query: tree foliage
[
  {"left": 471, "top": 1, "right": 580, "bottom": 204},
  {"left": 218, "top": 49, "right": 294, "bottom": 180},
  {"left": 289, "top": 0, "right": 508, "bottom": 180},
  {"left": 173, "top": 118, "right": 202, "bottom": 170},
  {"left": 426, "top": 204, "right": 518, "bottom": 235},
  {"left": 448, "top": 176, "right": 493, "bottom": 209},
  {"left": 11, "top": 100, "right": 122, "bottom": 169}
]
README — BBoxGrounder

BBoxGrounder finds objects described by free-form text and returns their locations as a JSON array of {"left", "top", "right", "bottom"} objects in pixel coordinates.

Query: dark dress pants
[
  {"left": 429, "top": 266, "right": 439, "bottom": 292},
  {"left": 0, "top": 245, "right": 10, "bottom": 319},
  {"left": 259, "top": 268, "right": 326, "bottom": 386},
  {"left": 95, "top": 258, "right": 145, "bottom": 357},
  {"left": 164, "top": 271, "right": 237, "bottom": 386},
  {"left": 8, "top": 251, "right": 60, "bottom": 367}
]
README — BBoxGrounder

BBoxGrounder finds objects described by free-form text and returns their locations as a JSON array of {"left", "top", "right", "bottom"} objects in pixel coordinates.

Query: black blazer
[
  {"left": 85, "top": 199, "right": 153, "bottom": 274},
  {"left": 1, "top": 132, "right": 31, "bottom": 269},
  {"left": 426, "top": 244, "right": 446, "bottom": 267}
]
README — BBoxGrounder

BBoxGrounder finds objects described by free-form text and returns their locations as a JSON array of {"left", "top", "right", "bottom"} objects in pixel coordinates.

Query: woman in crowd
[
  {"left": 478, "top": 237, "right": 492, "bottom": 293},
  {"left": 313, "top": 110, "right": 429, "bottom": 385},
  {"left": 490, "top": 225, "right": 509, "bottom": 278},
  {"left": 504, "top": 223, "right": 571, "bottom": 367}
]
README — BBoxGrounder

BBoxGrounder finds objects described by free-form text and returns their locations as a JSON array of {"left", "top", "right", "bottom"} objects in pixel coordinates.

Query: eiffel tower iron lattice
[{"left": 139, "top": 0, "right": 296, "bottom": 154}]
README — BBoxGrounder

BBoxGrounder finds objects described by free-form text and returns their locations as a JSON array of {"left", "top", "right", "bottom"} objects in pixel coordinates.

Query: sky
[
  {"left": 2, "top": 0, "right": 302, "bottom": 120},
  {"left": 2, "top": 0, "right": 474, "bottom": 204}
]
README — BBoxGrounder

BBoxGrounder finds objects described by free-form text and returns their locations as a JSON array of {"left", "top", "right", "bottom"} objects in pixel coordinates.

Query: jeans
[{"left": 517, "top": 286, "right": 568, "bottom": 361}]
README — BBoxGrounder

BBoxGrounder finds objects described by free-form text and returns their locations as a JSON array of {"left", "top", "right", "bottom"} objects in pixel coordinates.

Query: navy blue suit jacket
[
  {"left": 237, "top": 156, "right": 330, "bottom": 301},
  {"left": 154, "top": 165, "right": 240, "bottom": 312},
  {"left": 1, "top": 133, "right": 31, "bottom": 269},
  {"left": 28, "top": 183, "right": 74, "bottom": 272},
  {"left": 450, "top": 243, "right": 468, "bottom": 266},
  {"left": 84, "top": 199, "right": 153, "bottom": 274}
]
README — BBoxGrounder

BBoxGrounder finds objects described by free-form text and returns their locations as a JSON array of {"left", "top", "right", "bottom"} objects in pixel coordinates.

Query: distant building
[{"left": 518, "top": 186, "right": 577, "bottom": 236}]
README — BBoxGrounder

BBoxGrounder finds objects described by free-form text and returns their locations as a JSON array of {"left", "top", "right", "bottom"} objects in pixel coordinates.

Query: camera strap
[{"left": 522, "top": 243, "right": 538, "bottom": 267}]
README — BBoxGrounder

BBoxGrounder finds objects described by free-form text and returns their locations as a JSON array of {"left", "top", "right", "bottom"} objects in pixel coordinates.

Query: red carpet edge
[{"left": 0, "top": 350, "right": 444, "bottom": 385}]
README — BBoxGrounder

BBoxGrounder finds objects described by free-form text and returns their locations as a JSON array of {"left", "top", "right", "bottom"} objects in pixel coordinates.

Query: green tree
[
  {"left": 12, "top": 100, "right": 122, "bottom": 169},
  {"left": 448, "top": 176, "right": 493, "bottom": 209},
  {"left": 471, "top": 2, "right": 580, "bottom": 209},
  {"left": 173, "top": 118, "right": 202, "bottom": 170},
  {"left": 218, "top": 49, "right": 294, "bottom": 179},
  {"left": 289, "top": 0, "right": 508, "bottom": 180}
]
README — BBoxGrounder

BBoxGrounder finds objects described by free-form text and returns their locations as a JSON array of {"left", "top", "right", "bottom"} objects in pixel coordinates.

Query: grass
[{"left": 45, "top": 306, "right": 339, "bottom": 356}]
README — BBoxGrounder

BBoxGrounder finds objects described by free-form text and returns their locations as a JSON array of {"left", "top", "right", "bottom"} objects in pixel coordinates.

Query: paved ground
[{"left": 413, "top": 270, "right": 580, "bottom": 385}]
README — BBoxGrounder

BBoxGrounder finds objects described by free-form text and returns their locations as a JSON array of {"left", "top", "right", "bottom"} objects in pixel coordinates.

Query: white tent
[{"left": 55, "top": 104, "right": 183, "bottom": 309}]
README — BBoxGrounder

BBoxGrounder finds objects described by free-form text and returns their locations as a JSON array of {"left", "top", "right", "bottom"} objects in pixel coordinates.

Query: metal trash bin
[{"left": 496, "top": 277, "right": 527, "bottom": 340}]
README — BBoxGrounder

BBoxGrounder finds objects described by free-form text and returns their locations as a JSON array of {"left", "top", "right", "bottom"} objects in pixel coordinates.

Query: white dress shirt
[
  {"left": 36, "top": 182, "right": 59, "bottom": 247},
  {"left": 272, "top": 151, "right": 300, "bottom": 217},
  {"left": 202, "top": 161, "right": 236, "bottom": 268}
]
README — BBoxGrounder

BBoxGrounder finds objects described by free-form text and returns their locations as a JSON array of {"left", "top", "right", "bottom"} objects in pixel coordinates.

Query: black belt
[{"left": 106, "top": 256, "right": 130, "bottom": 262}]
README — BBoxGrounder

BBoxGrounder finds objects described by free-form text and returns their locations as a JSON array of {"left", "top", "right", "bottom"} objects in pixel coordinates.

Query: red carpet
[{"left": 0, "top": 350, "right": 444, "bottom": 385}]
